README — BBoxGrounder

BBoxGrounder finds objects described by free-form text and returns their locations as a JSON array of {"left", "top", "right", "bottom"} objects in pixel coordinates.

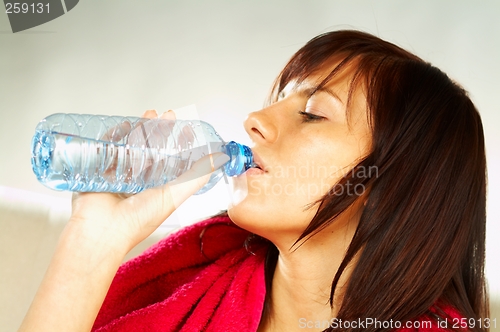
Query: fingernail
[
  {"left": 213, "top": 154, "right": 230, "bottom": 170},
  {"left": 144, "top": 109, "right": 158, "bottom": 117},
  {"left": 161, "top": 110, "right": 176, "bottom": 120}
]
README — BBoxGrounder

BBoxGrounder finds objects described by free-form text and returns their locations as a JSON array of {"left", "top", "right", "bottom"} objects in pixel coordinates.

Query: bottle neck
[{"left": 223, "top": 141, "right": 253, "bottom": 176}]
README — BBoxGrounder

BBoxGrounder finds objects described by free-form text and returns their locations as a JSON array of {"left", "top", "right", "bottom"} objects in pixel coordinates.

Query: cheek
[
  {"left": 227, "top": 129, "right": 369, "bottom": 235},
  {"left": 282, "top": 136, "right": 367, "bottom": 201},
  {"left": 228, "top": 197, "right": 318, "bottom": 241},
  {"left": 229, "top": 166, "right": 333, "bottom": 225},
  {"left": 227, "top": 175, "right": 319, "bottom": 237}
]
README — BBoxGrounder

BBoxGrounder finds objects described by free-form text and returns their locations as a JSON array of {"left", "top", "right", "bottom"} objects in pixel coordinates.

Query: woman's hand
[
  {"left": 19, "top": 110, "right": 229, "bottom": 332},
  {"left": 68, "top": 110, "right": 225, "bottom": 253}
]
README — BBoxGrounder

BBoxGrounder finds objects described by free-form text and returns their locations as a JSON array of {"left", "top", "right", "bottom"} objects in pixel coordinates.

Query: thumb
[
  {"left": 133, "top": 152, "right": 230, "bottom": 221},
  {"left": 167, "top": 152, "right": 230, "bottom": 204}
]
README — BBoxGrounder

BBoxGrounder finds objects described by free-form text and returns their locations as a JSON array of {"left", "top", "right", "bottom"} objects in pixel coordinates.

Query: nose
[{"left": 244, "top": 107, "right": 279, "bottom": 144}]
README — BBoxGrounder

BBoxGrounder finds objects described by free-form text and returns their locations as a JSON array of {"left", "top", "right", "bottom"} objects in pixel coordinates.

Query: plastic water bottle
[{"left": 31, "top": 113, "right": 253, "bottom": 194}]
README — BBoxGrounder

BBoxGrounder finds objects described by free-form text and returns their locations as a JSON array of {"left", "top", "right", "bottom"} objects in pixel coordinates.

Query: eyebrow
[{"left": 297, "top": 86, "right": 344, "bottom": 104}]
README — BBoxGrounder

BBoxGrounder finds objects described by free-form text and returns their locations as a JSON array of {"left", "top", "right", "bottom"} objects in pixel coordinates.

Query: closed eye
[{"left": 299, "top": 111, "right": 325, "bottom": 123}]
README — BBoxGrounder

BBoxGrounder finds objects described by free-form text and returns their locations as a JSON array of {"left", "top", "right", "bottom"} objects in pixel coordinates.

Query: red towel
[
  {"left": 92, "top": 215, "right": 267, "bottom": 332},
  {"left": 92, "top": 215, "right": 463, "bottom": 331}
]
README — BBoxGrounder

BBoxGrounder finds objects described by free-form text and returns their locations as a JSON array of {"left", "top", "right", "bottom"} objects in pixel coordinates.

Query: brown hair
[{"left": 263, "top": 30, "right": 488, "bottom": 331}]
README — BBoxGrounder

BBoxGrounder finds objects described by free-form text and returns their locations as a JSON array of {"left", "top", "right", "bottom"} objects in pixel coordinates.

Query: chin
[{"left": 228, "top": 204, "right": 268, "bottom": 237}]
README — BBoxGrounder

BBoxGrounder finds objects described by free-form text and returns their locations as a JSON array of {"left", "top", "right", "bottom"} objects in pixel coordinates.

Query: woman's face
[{"left": 228, "top": 63, "right": 372, "bottom": 244}]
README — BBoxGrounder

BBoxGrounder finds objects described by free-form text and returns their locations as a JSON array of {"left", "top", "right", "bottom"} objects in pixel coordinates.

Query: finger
[
  {"left": 160, "top": 110, "right": 176, "bottom": 121},
  {"left": 169, "top": 152, "right": 229, "bottom": 187},
  {"left": 100, "top": 110, "right": 157, "bottom": 142},
  {"left": 134, "top": 153, "right": 230, "bottom": 220},
  {"left": 158, "top": 110, "right": 176, "bottom": 138},
  {"left": 100, "top": 118, "right": 132, "bottom": 143},
  {"left": 142, "top": 110, "right": 158, "bottom": 119},
  {"left": 167, "top": 153, "right": 230, "bottom": 208}
]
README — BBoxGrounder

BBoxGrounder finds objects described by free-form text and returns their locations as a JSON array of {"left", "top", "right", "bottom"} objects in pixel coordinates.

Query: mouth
[
  {"left": 249, "top": 152, "right": 266, "bottom": 173},
  {"left": 251, "top": 162, "right": 263, "bottom": 170}
]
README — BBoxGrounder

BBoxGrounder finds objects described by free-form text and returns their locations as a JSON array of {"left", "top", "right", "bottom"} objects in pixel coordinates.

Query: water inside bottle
[{"left": 31, "top": 130, "right": 211, "bottom": 193}]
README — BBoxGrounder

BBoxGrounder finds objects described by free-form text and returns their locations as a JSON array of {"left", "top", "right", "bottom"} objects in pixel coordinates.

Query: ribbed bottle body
[{"left": 31, "top": 113, "right": 252, "bottom": 194}]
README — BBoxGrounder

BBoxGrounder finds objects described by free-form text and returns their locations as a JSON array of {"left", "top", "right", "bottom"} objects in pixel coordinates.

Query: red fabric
[
  {"left": 92, "top": 216, "right": 267, "bottom": 332},
  {"left": 93, "top": 215, "right": 463, "bottom": 332}
]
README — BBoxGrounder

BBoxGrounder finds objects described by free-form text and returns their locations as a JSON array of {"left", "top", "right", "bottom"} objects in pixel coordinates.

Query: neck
[{"left": 259, "top": 207, "right": 361, "bottom": 332}]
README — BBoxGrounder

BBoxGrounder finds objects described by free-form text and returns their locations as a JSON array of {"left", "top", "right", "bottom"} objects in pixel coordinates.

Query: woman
[{"left": 20, "top": 30, "right": 488, "bottom": 331}]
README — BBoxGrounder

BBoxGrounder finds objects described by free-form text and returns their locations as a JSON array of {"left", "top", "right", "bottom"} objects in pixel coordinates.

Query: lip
[
  {"left": 244, "top": 151, "right": 267, "bottom": 175},
  {"left": 250, "top": 151, "right": 267, "bottom": 172},
  {"left": 244, "top": 167, "right": 265, "bottom": 176}
]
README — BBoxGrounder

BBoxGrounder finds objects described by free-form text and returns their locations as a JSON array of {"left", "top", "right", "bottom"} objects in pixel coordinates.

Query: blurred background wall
[{"left": 1, "top": 0, "right": 499, "bottom": 328}]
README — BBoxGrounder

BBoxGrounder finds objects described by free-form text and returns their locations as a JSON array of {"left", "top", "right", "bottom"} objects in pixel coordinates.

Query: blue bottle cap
[{"left": 224, "top": 141, "right": 253, "bottom": 176}]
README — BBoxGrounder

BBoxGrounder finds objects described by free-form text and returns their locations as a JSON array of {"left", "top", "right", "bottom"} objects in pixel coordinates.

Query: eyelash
[{"left": 298, "top": 111, "right": 324, "bottom": 123}]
